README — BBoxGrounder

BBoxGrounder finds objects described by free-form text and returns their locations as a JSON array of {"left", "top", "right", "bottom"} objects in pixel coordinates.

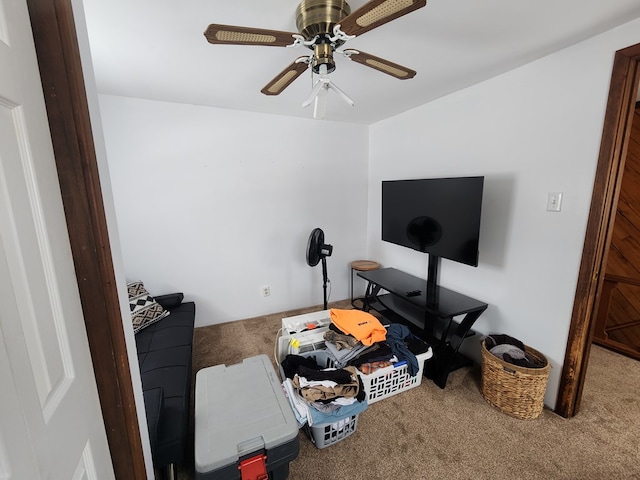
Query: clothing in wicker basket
[{"left": 480, "top": 337, "right": 550, "bottom": 420}]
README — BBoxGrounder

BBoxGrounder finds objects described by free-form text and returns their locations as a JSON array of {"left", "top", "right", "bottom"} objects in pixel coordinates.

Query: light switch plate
[{"left": 547, "top": 192, "right": 563, "bottom": 212}]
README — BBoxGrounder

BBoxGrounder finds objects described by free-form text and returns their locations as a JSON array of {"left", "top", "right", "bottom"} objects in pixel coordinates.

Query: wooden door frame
[
  {"left": 556, "top": 43, "right": 640, "bottom": 417},
  {"left": 25, "top": 0, "right": 147, "bottom": 478}
]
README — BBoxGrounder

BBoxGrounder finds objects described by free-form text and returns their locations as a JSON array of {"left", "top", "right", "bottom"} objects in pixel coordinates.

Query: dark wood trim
[
  {"left": 25, "top": 0, "right": 146, "bottom": 477},
  {"left": 601, "top": 273, "right": 640, "bottom": 287},
  {"left": 556, "top": 43, "right": 640, "bottom": 417}
]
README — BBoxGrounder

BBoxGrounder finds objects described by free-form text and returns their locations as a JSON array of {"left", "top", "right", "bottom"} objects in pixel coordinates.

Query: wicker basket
[{"left": 480, "top": 340, "right": 550, "bottom": 420}]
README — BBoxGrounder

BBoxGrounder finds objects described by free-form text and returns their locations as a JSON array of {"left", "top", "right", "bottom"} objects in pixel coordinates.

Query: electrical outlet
[{"left": 262, "top": 286, "right": 270, "bottom": 297}]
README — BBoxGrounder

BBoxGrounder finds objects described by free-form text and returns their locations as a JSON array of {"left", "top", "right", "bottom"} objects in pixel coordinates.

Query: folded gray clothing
[
  {"left": 490, "top": 344, "right": 526, "bottom": 361},
  {"left": 324, "top": 330, "right": 360, "bottom": 350},
  {"left": 489, "top": 343, "right": 543, "bottom": 368},
  {"left": 325, "top": 341, "right": 369, "bottom": 367}
]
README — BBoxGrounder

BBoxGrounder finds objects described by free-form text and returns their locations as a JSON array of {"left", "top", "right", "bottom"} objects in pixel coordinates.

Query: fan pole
[{"left": 321, "top": 257, "right": 329, "bottom": 310}]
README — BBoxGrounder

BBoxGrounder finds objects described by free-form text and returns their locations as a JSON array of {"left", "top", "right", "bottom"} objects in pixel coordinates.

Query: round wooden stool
[{"left": 350, "top": 260, "right": 381, "bottom": 308}]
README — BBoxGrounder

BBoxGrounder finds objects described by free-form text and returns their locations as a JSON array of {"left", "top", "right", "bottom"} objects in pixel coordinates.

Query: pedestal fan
[{"left": 306, "top": 228, "right": 333, "bottom": 309}]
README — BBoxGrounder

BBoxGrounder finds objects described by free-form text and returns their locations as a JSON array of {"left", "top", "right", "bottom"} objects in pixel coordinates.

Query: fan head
[{"left": 306, "top": 228, "right": 333, "bottom": 266}]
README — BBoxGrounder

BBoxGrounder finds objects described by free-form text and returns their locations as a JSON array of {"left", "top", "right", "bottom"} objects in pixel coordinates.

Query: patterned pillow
[{"left": 127, "top": 281, "right": 170, "bottom": 333}]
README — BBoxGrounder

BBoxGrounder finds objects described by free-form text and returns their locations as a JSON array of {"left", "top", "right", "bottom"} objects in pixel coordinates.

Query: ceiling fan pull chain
[
  {"left": 302, "top": 63, "right": 328, "bottom": 109},
  {"left": 308, "top": 55, "right": 316, "bottom": 88}
]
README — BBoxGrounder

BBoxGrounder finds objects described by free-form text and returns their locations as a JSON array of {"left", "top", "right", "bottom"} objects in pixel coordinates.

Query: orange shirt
[{"left": 329, "top": 309, "right": 386, "bottom": 346}]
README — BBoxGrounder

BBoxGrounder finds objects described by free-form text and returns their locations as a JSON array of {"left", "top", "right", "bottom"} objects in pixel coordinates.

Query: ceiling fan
[{"left": 204, "top": 0, "right": 426, "bottom": 118}]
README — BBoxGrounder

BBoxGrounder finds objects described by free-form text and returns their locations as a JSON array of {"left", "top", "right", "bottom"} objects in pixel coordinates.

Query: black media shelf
[{"left": 358, "top": 267, "right": 488, "bottom": 389}]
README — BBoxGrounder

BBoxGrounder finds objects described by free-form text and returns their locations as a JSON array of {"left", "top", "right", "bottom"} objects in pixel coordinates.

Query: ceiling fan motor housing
[
  {"left": 296, "top": 0, "right": 351, "bottom": 73},
  {"left": 295, "top": 0, "right": 351, "bottom": 40}
]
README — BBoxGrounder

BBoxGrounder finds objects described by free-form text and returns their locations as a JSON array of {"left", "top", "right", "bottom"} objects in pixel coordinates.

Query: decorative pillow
[{"left": 127, "top": 281, "right": 170, "bottom": 333}]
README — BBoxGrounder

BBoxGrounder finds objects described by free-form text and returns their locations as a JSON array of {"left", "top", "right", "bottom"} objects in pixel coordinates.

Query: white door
[{"left": 0, "top": 0, "right": 114, "bottom": 478}]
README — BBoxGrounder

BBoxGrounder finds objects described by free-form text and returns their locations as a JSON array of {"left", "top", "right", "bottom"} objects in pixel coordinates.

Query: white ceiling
[{"left": 81, "top": 0, "right": 640, "bottom": 125}]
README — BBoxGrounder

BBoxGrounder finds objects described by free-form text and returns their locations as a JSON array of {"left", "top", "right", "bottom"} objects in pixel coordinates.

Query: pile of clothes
[
  {"left": 280, "top": 353, "right": 367, "bottom": 427},
  {"left": 485, "top": 334, "right": 546, "bottom": 368},
  {"left": 279, "top": 309, "right": 431, "bottom": 426},
  {"left": 323, "top": 308, "right": 429, "bottom": 377}
]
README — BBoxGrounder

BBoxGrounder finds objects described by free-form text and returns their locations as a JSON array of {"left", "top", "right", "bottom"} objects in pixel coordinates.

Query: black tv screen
[{"left": 382, "top": 176, "right": 484, "bottom": 267}]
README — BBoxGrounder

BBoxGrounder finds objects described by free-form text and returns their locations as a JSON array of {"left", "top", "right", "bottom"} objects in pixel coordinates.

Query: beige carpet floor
[{"left": 177, "top": 300, "right": 640, "bottom": 480}]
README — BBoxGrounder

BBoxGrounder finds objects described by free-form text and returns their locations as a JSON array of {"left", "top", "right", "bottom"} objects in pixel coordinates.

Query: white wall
[
  {"left": 99, "top": 96, "right": 369, "bottom": 327},
  {"left": 367, "top": 19, "right": 640, "bottom": 409}
]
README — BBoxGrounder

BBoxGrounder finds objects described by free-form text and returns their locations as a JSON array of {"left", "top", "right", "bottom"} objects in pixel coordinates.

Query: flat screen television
[{"left": 382, "top": 176, "right": 484, "bottom": 285}]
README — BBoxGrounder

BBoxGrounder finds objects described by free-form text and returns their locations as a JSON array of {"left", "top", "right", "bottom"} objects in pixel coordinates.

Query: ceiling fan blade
[
  {"left": 346, "top": 50, "right": 416, "bottom": 79},
  {"left": 204, "top": 24, "right": 299, "bottom": 47},
  {"left": 261, "top": 58, "right": 310, "bottom": 96},
  {"left": 338, "top": 0, "right": 427, "bottom": 37}
]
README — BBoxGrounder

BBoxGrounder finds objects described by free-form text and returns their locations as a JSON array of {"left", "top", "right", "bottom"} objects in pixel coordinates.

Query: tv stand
[{"left": 357, "top": 267, "right": 488, "bottom": 388}]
